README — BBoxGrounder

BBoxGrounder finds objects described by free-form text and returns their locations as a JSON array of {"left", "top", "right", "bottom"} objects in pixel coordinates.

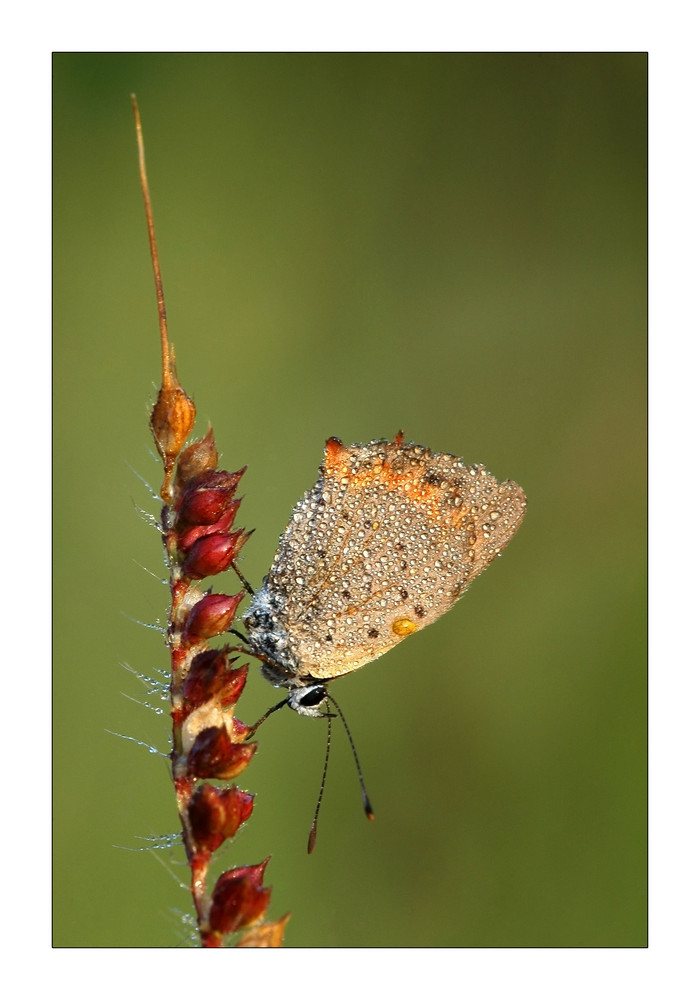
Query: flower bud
[
  {"left": 180, "top": 488, "right": 241, "bottom": 527},
  {"left": 150, "top": 382, "right": 196, "bottom": 500},
  {"left": 183, "top": 652, "right": 248, "bottom": 708},
  {"left": 188, "top": 783, "right": 255, "bottom": 852},
  {"left": 177, "top": 468, "right": 245, "bottom": 524},
  {"left": 177, "top": 509, "right": 237, "bottom": 553},
  {"left": 208, "top": 860, "right": 271, "bottom": 937},
  {"left": 187, "top": 725, "right": 256, "bottom": 779},
  {"left": 176, "top": 427, "right": 219, "bottom": 486},
  {"left": 182, "top": 531, "right": 245, "bottom": 579},
  {"left": 183, "top": 592, "right": 244, "bottom": 642}
]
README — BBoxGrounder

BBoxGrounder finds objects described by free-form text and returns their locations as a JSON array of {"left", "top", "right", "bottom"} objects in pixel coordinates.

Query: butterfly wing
[{"left": 252, "top": 434, "right": 526, "bottom": 681}]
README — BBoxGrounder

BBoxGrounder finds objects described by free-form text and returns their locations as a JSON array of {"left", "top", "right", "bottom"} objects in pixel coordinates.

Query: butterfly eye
[{"left": 297, "top": 686, "right": 327, "bottom": 708}]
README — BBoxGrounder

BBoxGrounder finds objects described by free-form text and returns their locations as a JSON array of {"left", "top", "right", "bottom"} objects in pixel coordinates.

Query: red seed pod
[
  {"left": 208, "top": 860, "right": 271, "bottom": 937},
  {"left": 183, "top": 592, "right": 244, "bottom": 642},
  {"left": 182, "top": 531, "right": 245, "bottom": 579},
  {"left": 188, "top": 783, "right": 255, "bottom": 853},
  {"left": 187, "top": 725, "right": 256, "bottom": 779}
]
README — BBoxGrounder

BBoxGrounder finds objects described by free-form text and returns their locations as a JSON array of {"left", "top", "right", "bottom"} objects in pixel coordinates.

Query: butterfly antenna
[
  {"left": 308, "top": 712, "right": 333, "bottom": 854},
  {"left": 326, "top": 692, "right": 374, "bottom": 823}
]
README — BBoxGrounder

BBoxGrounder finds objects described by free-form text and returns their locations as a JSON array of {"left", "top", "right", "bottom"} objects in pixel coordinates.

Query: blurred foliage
[{"left": 53, "top": 53, "right": 646, "bottom": 947}]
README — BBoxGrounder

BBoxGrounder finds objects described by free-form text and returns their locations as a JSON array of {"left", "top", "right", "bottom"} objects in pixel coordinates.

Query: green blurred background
[{"left": 53, "top": 53, "right": 646, "bottom": 947}]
